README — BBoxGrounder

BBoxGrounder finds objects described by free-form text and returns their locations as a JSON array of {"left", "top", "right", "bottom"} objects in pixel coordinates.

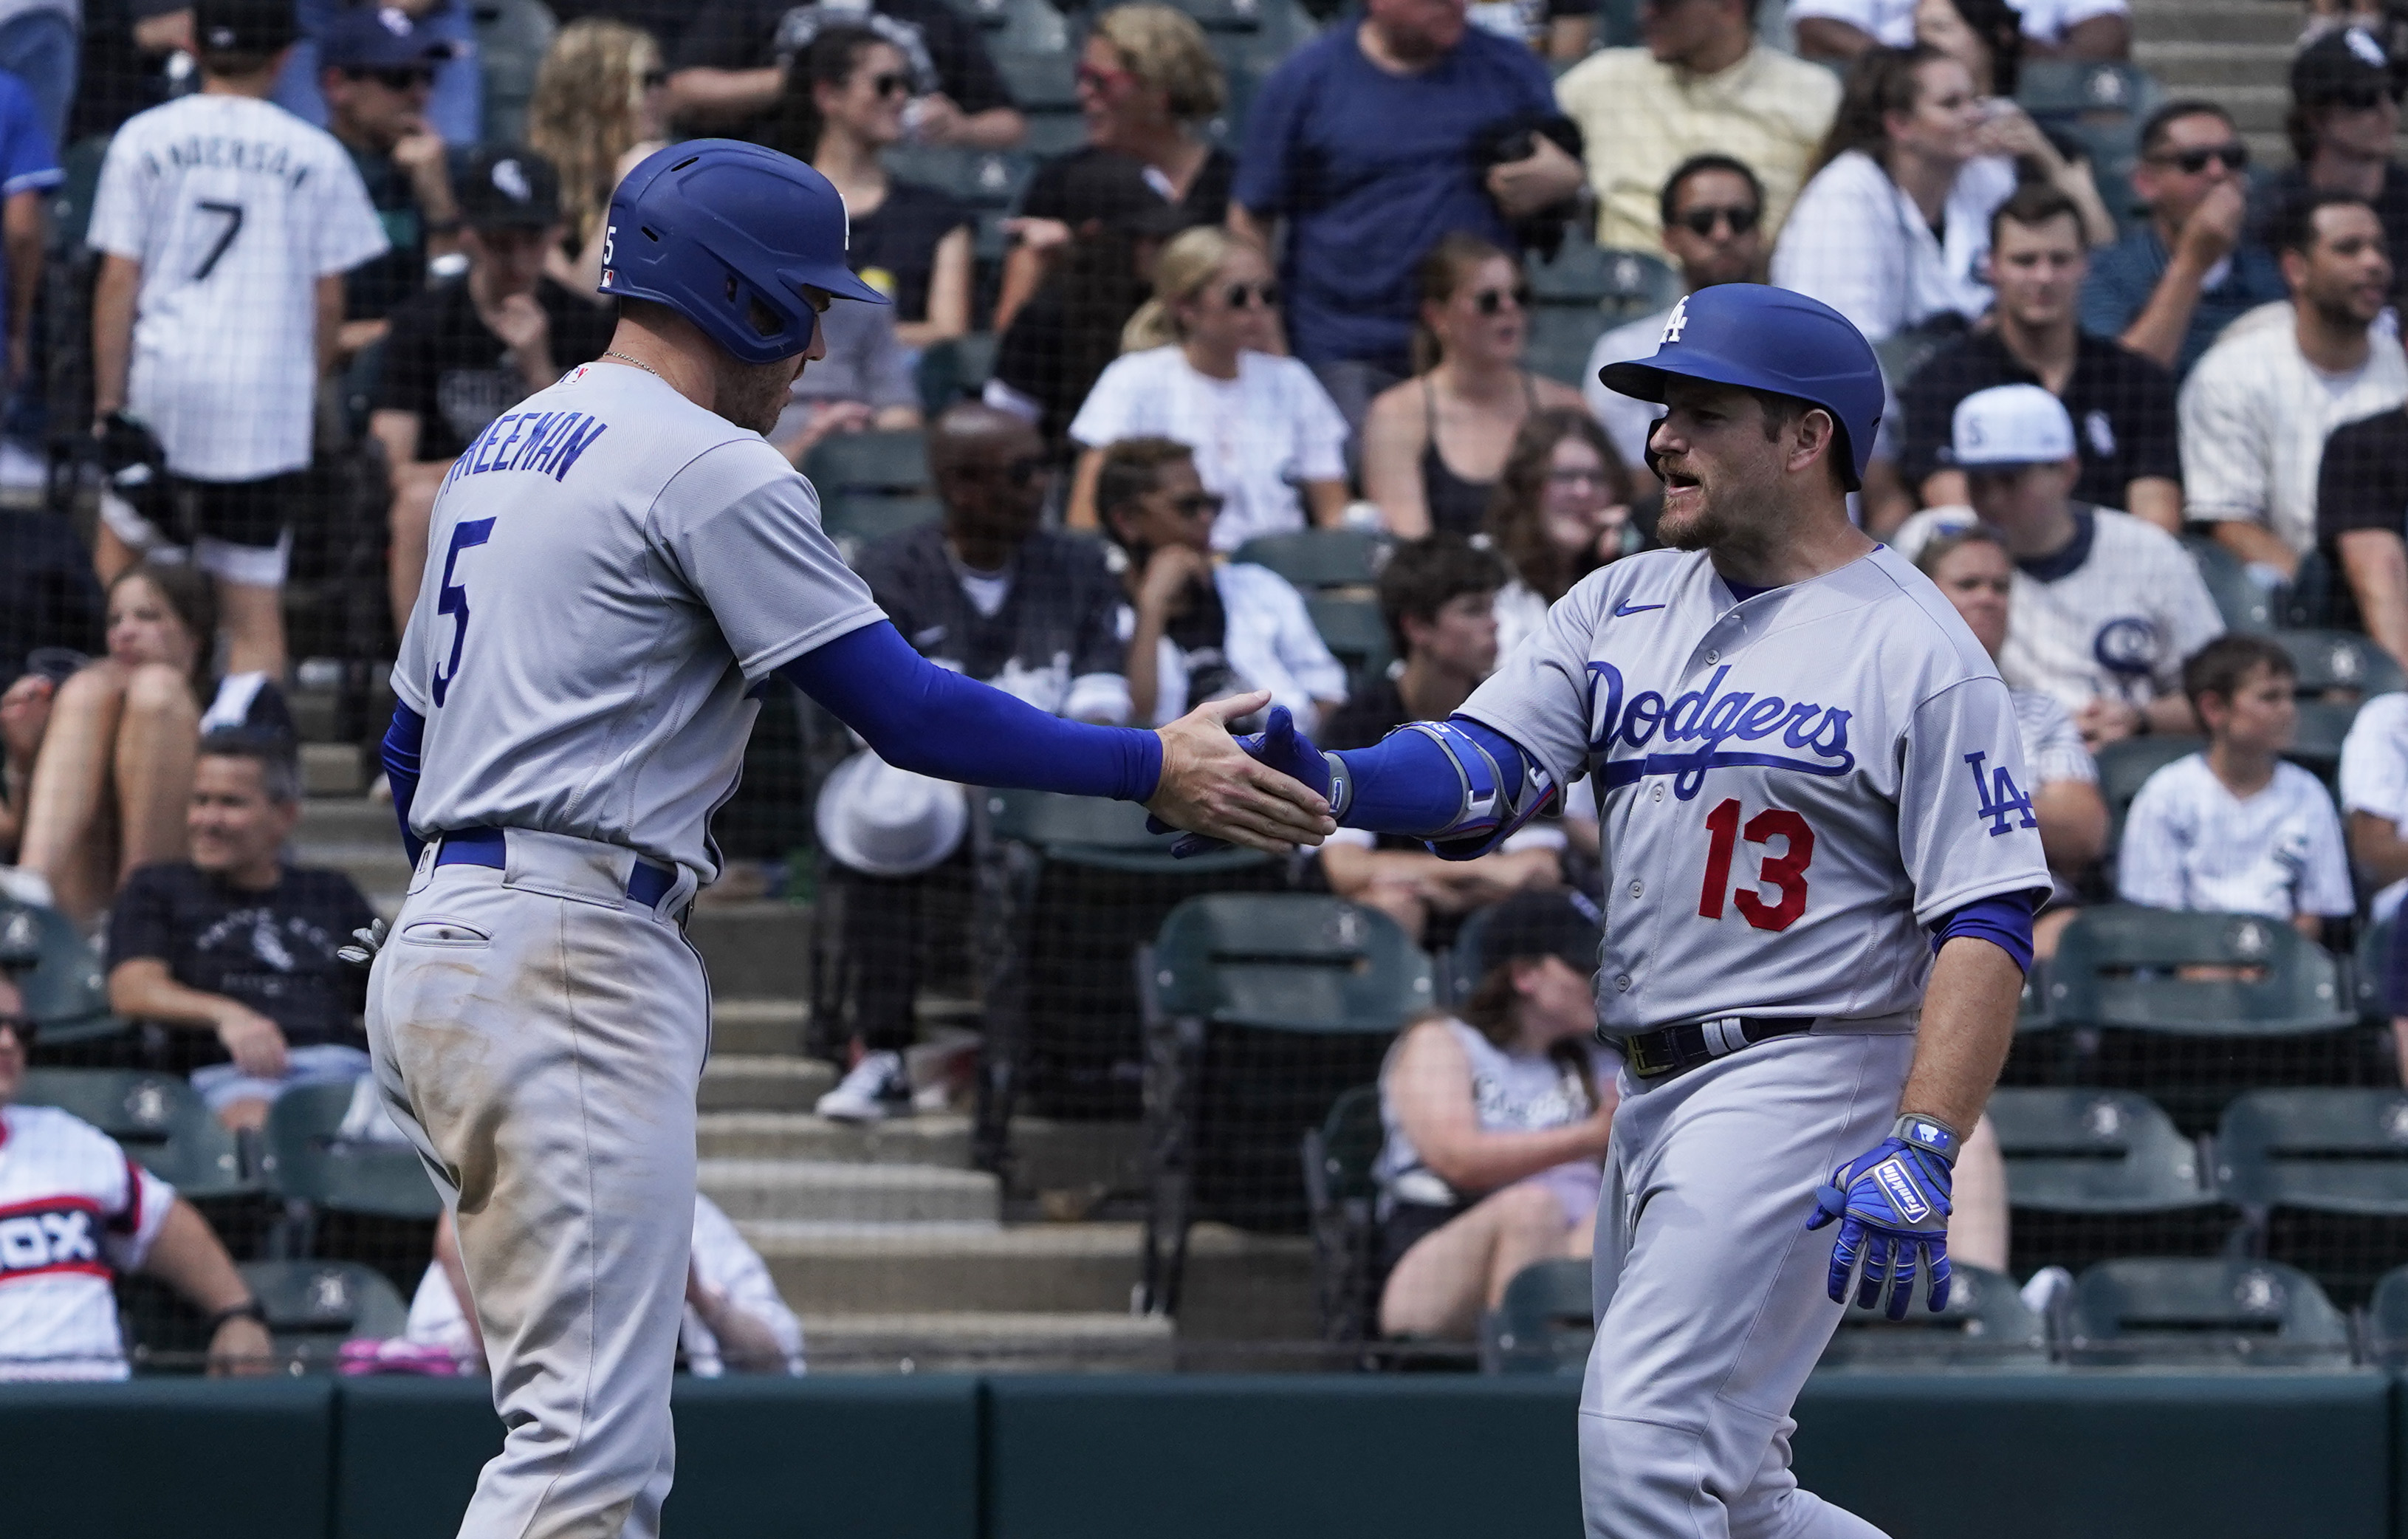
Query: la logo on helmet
[{"left": 1661, "top": 297, "right": 1690, "bottom": 345}]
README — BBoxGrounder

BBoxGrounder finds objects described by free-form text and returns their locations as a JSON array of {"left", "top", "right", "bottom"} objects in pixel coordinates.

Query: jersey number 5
[
  {"left": 430, "top": 518, "right": 495, "bottom": 708},
  {"left": 1697, "top": 798, "right": 1815, "bottom": 932}
]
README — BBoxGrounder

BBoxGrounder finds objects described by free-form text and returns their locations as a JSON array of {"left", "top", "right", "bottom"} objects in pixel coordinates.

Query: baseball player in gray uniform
[
  {"left": 1217, "top": 284, "right": 2051, "bottom": 1537},
  {"left": 357, "top": 141, "right": 1333, "bottom": 1538}
]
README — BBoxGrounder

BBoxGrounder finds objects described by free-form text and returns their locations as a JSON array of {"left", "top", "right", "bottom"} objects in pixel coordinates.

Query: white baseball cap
[
  {"left": 1947, "top": 383, "right": 2076, "bottom": 468},
  {"left": 814, "top": 750, "right": 968, "bottom": 878}
]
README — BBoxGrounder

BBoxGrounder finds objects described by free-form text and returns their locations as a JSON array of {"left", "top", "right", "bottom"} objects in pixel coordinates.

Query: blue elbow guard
[{"left": 1391, "top": 719, "right": 1557, "bottom": 860}]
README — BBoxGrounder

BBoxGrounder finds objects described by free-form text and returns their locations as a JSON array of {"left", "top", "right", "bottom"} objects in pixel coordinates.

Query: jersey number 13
[{"left": 1696, "top": 798, "right": 1815, "bottom": 932}]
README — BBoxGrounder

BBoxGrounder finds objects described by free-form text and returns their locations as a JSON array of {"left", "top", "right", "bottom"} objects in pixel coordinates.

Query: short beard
[
  {"left": 1655, "top": 496, "right": 1727, "bottom": 552},
  {"left": 717, "top": 355, "right": 801, "bottom": 437}
]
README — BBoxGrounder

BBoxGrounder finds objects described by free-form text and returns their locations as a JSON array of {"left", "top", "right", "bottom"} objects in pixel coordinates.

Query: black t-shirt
[
  {"left": 107, "top": 863, "right": 377, "bottom": 1065},
  {"left": 673, "top": 0, "right": 1013, "bottom": 140},
  {"left": 376, "top": 277, "right": 620, "bottom": 462},
  {"left": 2249, "top": 162, "right": 2408, "bottom": 301},
  {"left": 851, "top": 179, "right": 972, "bottom": 323},
  {"left": 0, "top": 511, "right": 106, "bottom": 690},
  {"left": 2316, "top": 406, "right": 2408, "bottom": 545},
  {"left": 1897, "top": 330, "right": 2181, "bottom": 511},
  {"left": 854, "top": 521, "right": 1125, "bottom": 693},
  {"left": 1019, "top": 145, "right": 1235, "bottom": 233},
  {"left": 345, "top": 148, "right": 428, "bottom": 323}
]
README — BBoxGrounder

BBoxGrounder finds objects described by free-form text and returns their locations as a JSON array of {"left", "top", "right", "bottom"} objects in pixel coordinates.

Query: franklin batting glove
[
  {"left": 1150, "top": 705, "right": 1336, "bottom": 858},
  {"left": 1805, "top": 1133, "right": 1955, "bottom": 1320}
]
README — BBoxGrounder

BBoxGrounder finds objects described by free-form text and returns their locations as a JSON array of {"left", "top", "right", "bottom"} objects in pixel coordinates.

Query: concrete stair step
[
  {"left": 699, "top": 1157, "right": 998, "bottom": 1224},
  {"left": 2130, "top": 1, "right": 2305, "bottom": 47},
  {"left": 699, "top": 1111, "right": 1145, "bottom": 1193},
  {"left": 297, "top": 798, "right": 397, "bottom": 845},
  {"left": 800, "top": 1311, "right": 1173, "bottom": 1372},
  {"left": 700, "top": 1055, "right": 837, "bottom": 1113},
  {"left": 710, "top": 998, "right": 806, "bottom": 1058},
  {"left": 2134, "top": 39, "right": 2295, "bottom": 86},
  {"left": 302, "top": 743, "right": 365, "bottom": 797},
  {"left": 690, "top": 902, "right": 812, "bottom": 997}
]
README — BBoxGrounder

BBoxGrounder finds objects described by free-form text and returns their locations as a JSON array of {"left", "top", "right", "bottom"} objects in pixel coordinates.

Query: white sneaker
[
  {"left": 2020, "top": 1265, "right": 2074, "bottom": 1317},
  {"left": 815, "top": 1049, "right": 913, "bottom": 1122}
]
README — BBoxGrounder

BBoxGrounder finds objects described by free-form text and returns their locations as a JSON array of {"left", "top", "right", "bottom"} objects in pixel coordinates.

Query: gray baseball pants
[
  {"left": 368, "top": 830, "right": 707, "bottom": 1539},
  {"left": 1581, "top": 1026, "right": 1915, "bottom": 1539}
]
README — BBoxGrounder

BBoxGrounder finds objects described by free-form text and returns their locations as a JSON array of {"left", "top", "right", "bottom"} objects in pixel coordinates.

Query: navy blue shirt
[
  {"left": 1232, "top": 24, "right": 1555, "bottom": 372},
  {"left": 2077, "top": 224, "right": 2288, "bottom": 381}
]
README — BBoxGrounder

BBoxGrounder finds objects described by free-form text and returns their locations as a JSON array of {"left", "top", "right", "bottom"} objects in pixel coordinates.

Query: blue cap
[
  {"left": 599, "top": 140, "right": 888, "bottom": 368},
  {"left": 1596, "top": 283, "right": 1884, "bottom": 492},
  {"left": 322, "top": 5, "right": 456, "bottom": 70}
]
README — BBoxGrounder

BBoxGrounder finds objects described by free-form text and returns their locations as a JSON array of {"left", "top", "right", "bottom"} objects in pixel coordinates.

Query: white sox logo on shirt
[
  {"left": 0, "top": 1199, "right": 108, "bottom": 1283},
  {"left": 1584, "top": 661, "right": 1853, "bottom": 799}
]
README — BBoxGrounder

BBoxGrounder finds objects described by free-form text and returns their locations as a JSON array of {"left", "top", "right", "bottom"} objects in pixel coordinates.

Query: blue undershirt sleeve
[
  {"left": 1930, "top": 891, "right": 2040, "bottom": 976},
  {"left": 1329, "top": 716, "right": 1531, "bottom": 837},
  {"left": 779, "top": 621, "right": 1163, "bottom": 802},
  {"left": 380, "top": 704, "right": 426, "bottom": 867}
]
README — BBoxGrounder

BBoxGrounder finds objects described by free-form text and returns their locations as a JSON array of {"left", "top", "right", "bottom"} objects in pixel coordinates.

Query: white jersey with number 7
[{"left": 1459, "top": 544, "right": 2051, "bottom": 1035}]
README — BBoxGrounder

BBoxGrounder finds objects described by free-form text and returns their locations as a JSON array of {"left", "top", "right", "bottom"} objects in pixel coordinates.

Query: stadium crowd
[{"left": 3, "top": 0, "right": 2408, "bottom": 1371}]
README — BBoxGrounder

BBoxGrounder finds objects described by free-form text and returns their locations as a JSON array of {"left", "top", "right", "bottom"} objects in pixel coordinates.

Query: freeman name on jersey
[{"left": 440, "top": 408, "right": 612, "bottom": 489}]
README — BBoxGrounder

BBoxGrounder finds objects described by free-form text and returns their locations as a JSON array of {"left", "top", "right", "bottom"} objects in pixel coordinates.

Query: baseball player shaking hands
[
  {"left": 365, "top": 141, "right": 1331, "bottom": 1538},
  {"left": 1229, "top": 286, "right": 2050, "bottom": 1538}
]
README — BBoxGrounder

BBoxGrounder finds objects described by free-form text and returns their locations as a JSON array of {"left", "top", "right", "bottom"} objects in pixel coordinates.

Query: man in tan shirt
[{"left": 1554, "top": 0, "right": 1839, "bottom": 256}]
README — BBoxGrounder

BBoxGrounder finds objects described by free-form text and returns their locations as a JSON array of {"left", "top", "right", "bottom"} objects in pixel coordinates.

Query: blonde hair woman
[
  {"left": 527, "top": 19, "right": 669, "bottom": 299},
  {"left": 1065, "top": 225, "right": 1351, "bottom": 549},
  {"left": 993, "top": 4, "right": 1231, "bottom": 332}
]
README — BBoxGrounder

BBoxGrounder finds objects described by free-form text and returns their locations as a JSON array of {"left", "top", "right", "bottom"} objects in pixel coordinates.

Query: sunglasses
[
  {"left": 354, "top": 66, "right": 436, "bottom": 90},
  {"left": 2151, "top": 143, "right": 2249, "bottom": 174},
  {"left": 1673, "top": 204, "right": 1760, "bottom": 238},
  {"left": 870, "top": 70, "right": 912, "bottom": 99},
  {"left": 1167, "top": 491, "right": 1225, "bottom": 518},
  {"left": 1220, "top": 281, "right": 1280, "bottom": 309},
  {"left": 1472, "top": 284, "right": 1532, "bottom": 315},
  {"left": 641, "top": 67, "right": 669, "bottom": 89}
]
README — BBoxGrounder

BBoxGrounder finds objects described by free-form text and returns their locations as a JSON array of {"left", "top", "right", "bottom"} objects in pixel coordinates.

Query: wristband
[
  {"left": 207, "top": 1298, "right": 267, "bottom": 1333},
  {"left": 1892, "top": 1112, "right": 1962, "bottom": 1165}
]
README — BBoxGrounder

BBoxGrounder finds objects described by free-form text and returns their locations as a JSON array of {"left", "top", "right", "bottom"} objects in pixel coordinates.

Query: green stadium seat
[
  {"left": 2363, "top": 1264, "right": 2408, "bottom": 1366},
  {"left": 2275, "top": 628, "right": 2408, "bottom": 698},
  {"left": 1305, "top": 594, "right": 1394, "bottom": 690},
  {"left": 261, "top": 1081, "right": 442, "bottom": 1221},
  {"left": 1529, "top": 244, "right": 1680, "bottom": 326},
  {"left": 1987, "top": 1087, "right": 2215, "bottom": 1213},
  {"left": 2015, "top": 961, "right": 2054, "bottom": 1032},
  {"left": 1302, "top": 1083, "right": 1385, "bottom": 1344},
  {"left": 16, "top": 1068, "right": 252, "bottom": 1197},
  {"left": 47, "top": 136, "right": 110, "bottom": 254},
  {"left": 916, "top": 332, "right": 998, "bottom": 414},
  {"left": 801, "top": 428, "right": 929, "bottom": 494},
  {"left": 2216, "top": 1089, "right": 2408, "bottom": 1306},
  {"left": 1019, "top": 112, "right": 1089, "bottom": 156},
  {"left": 2045, "top": 905, "right": 2355, "bottom": 1037},
  {"left": 882, "top": 147, "right": 1037, "bottom": 211},
  {"left": 2181, "top": 535, "right": 2272, "bottom": 632},
  {"left": 1231, "top": 527, "right": 1392, "bottom": 592},
  {"left": 1526, "top": 306, "right": 1611, "bottom": 388},
  {"left": 237, "top": 1259, "right": 412, "bottom": 1366},
  {"left": 1818, "top": 1264, "right": 2048, "bottom": 1369},
  {"left": 1480, "top": 1257, "right": 1592, "bottom": 1374},
  {"left": 2289, "top": 698, "right": 2359, "bottom": 775},
  {"left": 1138, "top": 895, "right": 1433, "bottom": 1312},
  {"left": 2064, "top": 1258, "right": 2351, "bottom": 1367},
  {"left": 0, "top": 899, "right": 127, "bottom": 1046},
  {"left": 2353, "top": 918, "right": 2392, "bottom": 1023},
  {"left": 823, "top": 493, "right": 944, "bottom": 564},
  {"left": 981, "top": 787, "right": 1267, "bottom": 876}
]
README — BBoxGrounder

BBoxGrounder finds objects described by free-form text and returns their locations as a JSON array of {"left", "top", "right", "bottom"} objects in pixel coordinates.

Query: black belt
[
  {"left": 1618, "top": 1015, "right": 1814, "bottom": 1082},
  {"left": 433, "top": 827, "right": 679, "bottom": 910}
]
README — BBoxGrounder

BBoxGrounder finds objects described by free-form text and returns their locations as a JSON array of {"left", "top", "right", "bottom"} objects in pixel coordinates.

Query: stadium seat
[
  {"left": 1305, "top": 594, "right": 1394, "bottom": 691},
  {"left": 2363, "top": 1264, "right": 2408, "bottom": 1366},
  {"left": 2015, "top": 962, "right": 2054, "bottom": 1032},
  {"left": 1231, "top": 527, "right": 1392, "bottom": 592},
  {"left": 2181, "top": 535, "right": 2273, "bottom": 633},
  {"left": 1300, "top": 1083, "right": 1384, "bottom": 1345},
  {"left": 1986, "top": 1087, "right": 2230, "bottom": 1275},
  {"left": 261, "top": 1081, "right": 442, "bottom": 1221},
  {"left": 1817, "top": 1264, "right": 2048, "bottom": 1369},
  {"left": 16, "top": 1068, "right": 252, "bottom": 1198},
  {"left": 801, "top": 428, "right": 930, "bottom": 495},
  {"left": 882, "top": 147, "right": 1037, "bottom": 211},
  {"left": 823, "top": 493, "right": 944, "bottom": 564},
  {"left": 1018, "top": 112, "right": 1090, "bottom": 156},
  {"left": 236, "top": 1259, "right": 412, "bottom": 1366},
  {"left": 473, "top": 0, "right": 557, "bottom": 145},
  {"left": 2289, "top": 698, "right": 2360, "bottom": 777},
  {"left": 0, "top": 898, "right": 127, "bottom": 1046},
  {"left": 2353, "top": 918, "right": 2392, "bottom": 1023},
  {"left": 2216, "top": 1089, "right": 2408, "bottom": 1306},
  {"left": 1528, "top": 244, "right": 1679, "bottom": 325},
  {"left": 2275, "top": 628, "right": 2408, "bottom": 699},
  {"left": 2063, "top": 1258, "right": 2351, "bottom": 1367},
  {"left": 1526, "top": 306, "right": 1611, "bottom": 389},
  {"left": 2045, "top": 905, "right": 2354, "bottom": 1037},
  {"left": 2014, "top": 62, "right": 2161, "bottom": 239},
  {"left": 916, "top": 332, "right": 998, "bottom": 414},
  {"left": 995, "top": 49, "right": 1079, "bottom": 110},
  {"left": 1480, "top": 1256, "right": 1592, "bottom": 1374},
  {"left": 1137, "top": 894, "right": 1433, "bottom": 1312}
]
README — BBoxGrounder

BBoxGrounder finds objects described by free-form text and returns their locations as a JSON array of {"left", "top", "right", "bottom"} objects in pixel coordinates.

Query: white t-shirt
[
  {"left": 407, "top": 1193, "right": 803, "bottom": 1376},
  {"left": 1784, "top": 0, "right": 2126, "bottom": 46},
  {"left": 0, "top": 1105, "right": 176, "bottom": 1382},
  {"left": 1891, "top": 505, "right": 2226, "bottom": 716},
  {"left": 1769, "top": 149, "right": 2018, "bottom": 344},
  {"left": 1115, "top": 560, "right": 1348, "bottom": 731},
  {"left": 2178, "top": 312, "right": 2408, "bottom": 558},
  {"left": 1583, "top": 305, "right": 1673, "bottom": 473},
  {"left": 2118, "top": 754, "right": 2354, "bottom": 920},
  {"left": 2014, "top": 687, "right": 2096, "bottom": 786},
  {"left": 1066, "top": 347, "right": 1350, "bottom": 552},
  {"left": 86, "top": 94, "right": 390, "bottom": 481},
  {"left": 2340, "top": 691, "right": 2408, "bottom": 921}
]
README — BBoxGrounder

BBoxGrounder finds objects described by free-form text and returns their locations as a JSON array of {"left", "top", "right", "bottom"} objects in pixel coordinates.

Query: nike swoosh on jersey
[{"left": 1613, "top": 602, "right": 1667, "bottom": 617}]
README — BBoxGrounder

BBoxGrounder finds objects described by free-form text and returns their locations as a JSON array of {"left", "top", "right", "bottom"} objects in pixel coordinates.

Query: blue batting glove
[
  {"left": 1148, "top": 705, "right": 1336, "bottom": 858},
  {"left": 1804, "top": 1136, "right": 1954, "bottom": 1320}
]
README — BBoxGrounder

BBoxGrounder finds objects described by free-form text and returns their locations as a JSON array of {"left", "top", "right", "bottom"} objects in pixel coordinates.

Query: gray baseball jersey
[
  {"left": 391, "top": 361, "right": 884, "bottom": 884},
  {"left": 1458, "top": 544, "right": 2051, "bottom": 1035}
]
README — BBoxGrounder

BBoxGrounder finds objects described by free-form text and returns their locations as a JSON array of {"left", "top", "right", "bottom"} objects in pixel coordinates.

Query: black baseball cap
[
  {"left": 2292, "top": 25, "right": 2401, "bottom": 106},
  {"left": 194, "top": 0, "right": 298, "bottom": 55},
  {"left": 323, "top": 4, "right": 457, "bottom": 70},
  {"left": 1478, "top": 890, "right": 1602, "bottom": 977},
  {"left": 454, "top": 145, "right": 563, "bottom": 230}
]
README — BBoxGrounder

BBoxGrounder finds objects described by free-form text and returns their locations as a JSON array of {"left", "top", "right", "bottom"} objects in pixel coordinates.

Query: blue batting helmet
[
  {"left": 1596, "top": 284, "right": 1884, "bottom": 492},
  {"left": 598, "top": 140, "right": 888, "bottom": 367}
]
